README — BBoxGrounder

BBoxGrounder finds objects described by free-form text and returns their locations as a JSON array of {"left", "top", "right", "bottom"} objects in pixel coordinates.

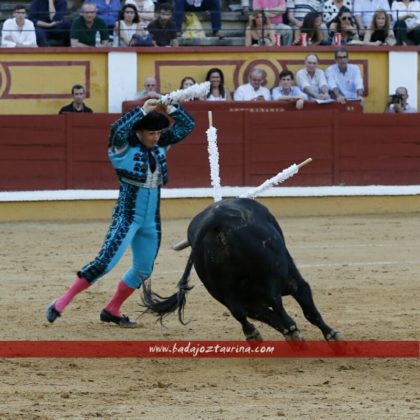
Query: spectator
[
  {"left": 300, "top": 11, "right": 325, "bottom": 45},
  {"left": 322, "top": 0, "right": 352, "bottom": 29},
  {"left": 245, "top": 10, "right": 276, "bottom": 46},
  {"left": 363, "top": 9, "right": 396, "bottom": 45},
  {"left": 287, "top": 0, "right": 327, "bottom": 44},
  {"left": 174, "top": 0, "right": 222, "bottom": 37},
  {"left": 59, "top": 85, "right": 93, "bottom": 114},
  {"left": 326, "top": 47, "right": 364, "bottom": 104},
  {"left": 136, "top": 77, "right": 162, "bottom": 99},
  {"left": 147, "top": 3, "right": 178, "bottom": 47},
  {"left": 296, "top": 53, "right": 331, "bottom": 100},
  {"left": 353, "top": 0, "right": 391, "bottom": 38},
  {"left": 1, "top": 5, "right": 38, "bottom": 48},
  {"left": 125, "top": 0, "right": 155, "bottom": 29},
  {"left": 71, "top": 2, "right": 109, "bottom": 47},
  {"left": 234, "top": 67, "right": 271, "bottom": 101},
  {"left": 86, "top": 0, "right": 121, "bottom": 32},
  {"left": 272, "top": 69, "right": 307, "bottom": 110},
  {"left": 205, "top": 67, "right": 232, "bottom": 101},
  {"left": 180, "top": 76, "right": 196, "bottom": 89},
  {"left": 329, "top": 6, "right": 361, "bottom": 45},
  {"left": 392, "top": 0, "right": 420, "bottom": 46},
  {"left": 253, "top": 0, "right": 293, "bottom": 45},
  {"left": 28, "top": 0, "right": 71, "bottom": 46},
  {"left": 387, "top": 87, "right": 416, "bottom": 113},
  {"left": 114, "top": 4, "right": 143, "bottom": 46}
]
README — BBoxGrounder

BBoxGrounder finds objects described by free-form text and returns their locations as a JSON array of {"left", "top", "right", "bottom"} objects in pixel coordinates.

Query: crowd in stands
[
  {"left": 59, "top": 53, "right": 415, "bottom": 113},
  {"left": 2, "top": 0, "right": 420, "bottom": 47},
  {"left": 1, "top": 2, "right": 416, "bottom": 113},
  {"left": 67, "top": 48, "right": 406, "bottom": 113}
]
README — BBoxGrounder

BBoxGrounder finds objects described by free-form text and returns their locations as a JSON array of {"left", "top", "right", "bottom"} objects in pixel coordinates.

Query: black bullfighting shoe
[
  {"left": 100, "top": 309, "right": 137, "bottom": 328},
  {"left": 46, "top": 301, "right": 61, "bottom": 323}
]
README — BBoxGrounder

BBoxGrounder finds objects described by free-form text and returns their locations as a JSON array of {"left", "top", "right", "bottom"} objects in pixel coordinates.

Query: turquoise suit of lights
[{"left": 78, "top": 105, "right": 195, "bottom": 288}]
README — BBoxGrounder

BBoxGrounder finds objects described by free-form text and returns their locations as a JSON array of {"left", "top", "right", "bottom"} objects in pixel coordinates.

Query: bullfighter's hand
[{"left": 143, "top": 98, "right": 159, "bottom": 114}]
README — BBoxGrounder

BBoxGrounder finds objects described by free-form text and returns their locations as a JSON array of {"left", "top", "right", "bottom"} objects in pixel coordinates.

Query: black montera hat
[{"left": 133, "top": 111, "right": 170, "bottom": 131}]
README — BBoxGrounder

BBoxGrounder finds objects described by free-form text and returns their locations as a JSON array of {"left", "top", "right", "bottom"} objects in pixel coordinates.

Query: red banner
[{"left": 0, "top": 341, "right": 418, "bottom": 358}]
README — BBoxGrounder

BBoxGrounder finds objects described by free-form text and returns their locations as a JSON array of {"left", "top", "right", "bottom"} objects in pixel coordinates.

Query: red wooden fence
[{"left": 1, "top": 101, "right": 419, "bottom": 191}]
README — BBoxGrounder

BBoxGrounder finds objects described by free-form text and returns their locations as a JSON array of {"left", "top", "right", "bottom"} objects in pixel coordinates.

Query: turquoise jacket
[{"left": 108, "top": 105, "right": 195, "bottom": 185}]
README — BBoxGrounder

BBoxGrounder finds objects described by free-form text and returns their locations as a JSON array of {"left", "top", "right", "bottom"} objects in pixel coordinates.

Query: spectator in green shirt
[{"left": 70, "top": 2, "right": 109, "bottom": 47}]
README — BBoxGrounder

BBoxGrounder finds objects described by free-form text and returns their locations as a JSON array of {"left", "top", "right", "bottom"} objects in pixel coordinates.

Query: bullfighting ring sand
[{"left": 0, "top": 205, "right": 419, "bottom": 418}]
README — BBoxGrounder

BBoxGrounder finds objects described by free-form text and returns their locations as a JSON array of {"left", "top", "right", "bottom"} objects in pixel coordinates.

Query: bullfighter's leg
[{"left": 291, "top": 279, "right": 342, "bottom": 341}]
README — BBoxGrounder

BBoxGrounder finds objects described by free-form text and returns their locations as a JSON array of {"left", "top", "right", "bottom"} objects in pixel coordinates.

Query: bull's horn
[{"left": 171, "top": 239, "right": 190, "bottom": 251}]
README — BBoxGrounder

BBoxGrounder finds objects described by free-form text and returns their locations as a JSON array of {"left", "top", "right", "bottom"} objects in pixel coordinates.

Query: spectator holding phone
[{"left": 234, "top": 67, "right": 271, "bottom": 101}]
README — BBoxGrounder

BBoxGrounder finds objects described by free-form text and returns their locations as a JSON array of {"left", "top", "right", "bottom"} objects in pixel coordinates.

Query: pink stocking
[
  {"left": 104, "top": 280, "right": 135, "bottom": 317},
  {"left": 54, "top": 276, "right": 91, "bottom": 313}
]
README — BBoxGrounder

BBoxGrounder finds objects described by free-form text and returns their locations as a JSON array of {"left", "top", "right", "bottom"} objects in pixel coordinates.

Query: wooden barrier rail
[{"left": 1, "top": 101, "right": 419, "bottom": 191}]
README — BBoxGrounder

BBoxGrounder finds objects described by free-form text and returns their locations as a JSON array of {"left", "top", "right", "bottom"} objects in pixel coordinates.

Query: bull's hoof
[
  {"left": 285, "top": 330, "right": 304, "bottom": 341},
  {"left": 326, "top": 331, "right": 344, "bottom": 341},
  {"left": 246, "top": 330, "right": 263, "bottom": 341}
]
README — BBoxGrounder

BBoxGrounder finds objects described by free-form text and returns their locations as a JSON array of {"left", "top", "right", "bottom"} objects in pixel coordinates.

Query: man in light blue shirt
[
  {"left": 326, "top": 47, "right": 364, "bottom": 104},
  {"left": 272, "top": 69, "right": 307, "bottom": 110}
]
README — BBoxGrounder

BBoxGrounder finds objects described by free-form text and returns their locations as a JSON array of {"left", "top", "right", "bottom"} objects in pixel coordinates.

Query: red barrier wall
[{"left": 1, "top": 102, "right": 419, "bottom": 191}]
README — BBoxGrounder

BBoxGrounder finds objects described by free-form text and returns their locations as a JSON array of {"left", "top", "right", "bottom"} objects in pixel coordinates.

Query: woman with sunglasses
[
  {"left": 329, "top": 6, "right": 362, "bottom": 44},
  {"left": 363, "top": 9, "right": 396, "bottom": 45},
  {"left": 322, "top": 0, "right": 353, "bottom": 29}
]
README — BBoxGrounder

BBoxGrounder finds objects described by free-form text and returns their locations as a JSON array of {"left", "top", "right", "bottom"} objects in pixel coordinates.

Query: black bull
[{"left": 142, "top": 198, "right": 342, "bottom": 341}]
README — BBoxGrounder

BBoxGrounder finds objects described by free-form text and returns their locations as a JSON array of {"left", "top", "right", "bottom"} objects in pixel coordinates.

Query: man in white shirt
[
  {"left": 296, "top": 53, "right": 331, "bottom": 100},
  {"left": 1, "top": 5, "right": 38, "bottom": 48},
  {"left": 326, "top": 47, "right": 364, "bottom": 104},
  {"left": 234, "top": 68, "right": 271, "bottom": 101}
]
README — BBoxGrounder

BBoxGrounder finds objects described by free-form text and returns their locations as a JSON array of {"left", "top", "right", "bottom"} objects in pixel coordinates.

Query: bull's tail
[{"left": 140, "top": 253, "right": 194, "bottom": 325}]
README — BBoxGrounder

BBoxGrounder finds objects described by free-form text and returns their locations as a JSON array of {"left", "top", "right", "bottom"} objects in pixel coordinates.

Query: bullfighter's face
[{"left": 137, "top": 130, "right": 161, "bottom": 149}]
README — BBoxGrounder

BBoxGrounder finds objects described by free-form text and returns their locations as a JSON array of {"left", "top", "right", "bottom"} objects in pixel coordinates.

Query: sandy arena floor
[{"left": 0, "top": 212, "right": 419, "bottom": 419}]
